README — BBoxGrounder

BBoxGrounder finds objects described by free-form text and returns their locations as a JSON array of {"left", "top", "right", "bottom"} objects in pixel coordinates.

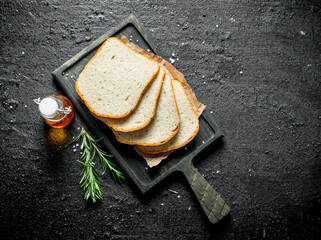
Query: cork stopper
[{"left": 39, "top": 97, "right": 59, "bottom": 118}]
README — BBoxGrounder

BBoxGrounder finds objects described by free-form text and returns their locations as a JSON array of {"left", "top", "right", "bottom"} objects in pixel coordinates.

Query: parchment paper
[{"left": 120, "top": 36, "right": 206, "bottom": 167}]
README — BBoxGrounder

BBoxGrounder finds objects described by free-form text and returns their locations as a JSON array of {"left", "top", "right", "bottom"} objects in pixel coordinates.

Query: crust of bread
[
  {"left": 112, "top": 74, "right": 180, "bottom": 146},
  {"left": 75, "top": 37, "right": 160, "bottom": 118},
  {"left": 113, "top": 125, "right": 179, "bottom": 146},
  {"left": 94, "top": 70, "right": 165, "bottom": 132},
  {"left": 137, "top": 80, "right": 199, "bottom": 153}
]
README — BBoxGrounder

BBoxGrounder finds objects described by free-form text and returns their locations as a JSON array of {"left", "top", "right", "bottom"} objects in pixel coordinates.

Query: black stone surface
[{"left": 0, "top": 0, "right": 320, "bottom": 239}]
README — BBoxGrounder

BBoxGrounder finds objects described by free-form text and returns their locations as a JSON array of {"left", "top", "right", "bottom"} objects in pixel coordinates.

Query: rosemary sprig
[{"left": 70, "top": 128, "right": 124, "bottom": 202}]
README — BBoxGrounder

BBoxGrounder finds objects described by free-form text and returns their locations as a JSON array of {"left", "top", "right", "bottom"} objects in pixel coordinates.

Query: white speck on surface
[
  {"left": 177, "top": 24, "right": 180, "bottom": 27},
  {"left": 161, "top": 203, "right": 164, "bottom": 206},
  {"left": 147, "top": 49, "right": 150, "bottom": 52},
  {"left": 66, "top": 73, "right": 69, "bottom": 76},
  {"left": 203, "top": 81, "right": 206, "bottom": 84},
  {"left": 176, "top": 57, "right": 179, "bottom": 61},
  {"left": 185, "top": 147, "right": 188, "bottom": 150},
  {"left": 72, "top": 136, "right": 75, "bottom": 139},
  {"left": 136, "top": 39, "right": 139, "bottom": 42},
  {"left": 202, "top": 75, "right": 205, "bottom": 79},
  {"left": 240, "top": 71, "right": 243, "bottom": 74},
  {"left": 202, "top": 141, "right": 205, "bottom": 144},
  {"left": 299, "top": 30, "right": 306, "bottom": 35},
  {"left": 177, "top": 195, "right": 181, "bottom": 199},
  {"left": 210, "top": 111, "right": 213, "bottom": 114},
  {"left": 73, "top": 149, "right": 77, "bottom": 152},
  {"left": 145, "top": 167, "right": 148, "bottom": 170},
  {"left": 151, "top": 29, "right": 154, "bottom": 32},
  {"left": 172, "top": 52, "right": 175, "bottom": 56},
  {"left": 216, "top": 24, "right": 219, "bottom": 28},
  {"left": 216, "top": 170, "right": 220, "bottom": 173},
  {"left": 230, "top": 17, "right": 236, "bottom": 22},
  {"left": 181, "top": 42, "right": 185, "bottom": 45},
  {"left": 71, "top": 76, "right": 73, "bottom": 79},
  {"left": 24, "top": 105, "right": 27, "bottom": 108},
  {"left": 76, "top": 143, "right": 79, "bottom": 147},
  {"left": 77, "top": 127, "right": 80, "bottom": 130},
  {"left": 22, "top": 51, "right": 25, "bottom": 55},
  {"left": 9, "top": 106, "right": 12, "bottom": 109},
  {"left": 80, "top": 152, "right": 83, "bottom": 155},
  {"left": 130, "top": 35, "right": 132, "bottom": 38},
  {"left": 72, "top": 145, "right": 75, "bottom": 148},
  {"left": 202, "top": 41, "right": 205, "bottom": 44},
  {"left": 169, "top": 58, "right": 175, "bottom": 64}
]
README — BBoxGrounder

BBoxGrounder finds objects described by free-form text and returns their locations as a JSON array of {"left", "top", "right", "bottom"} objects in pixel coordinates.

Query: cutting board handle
[{"left": 180, "top": 163, "right": 230, "bottom": 224}]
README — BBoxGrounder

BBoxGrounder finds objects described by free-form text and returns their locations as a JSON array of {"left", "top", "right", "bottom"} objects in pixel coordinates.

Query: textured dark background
[{"left": 0, "top": 0, "right": 320, "bottom": 239}]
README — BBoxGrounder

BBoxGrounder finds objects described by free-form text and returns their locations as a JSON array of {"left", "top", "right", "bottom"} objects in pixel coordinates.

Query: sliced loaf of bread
[
  {"left": 114, "top": 74, "right": 180, "bottom": 146},
  {"left": 75, "top": 37, "right": 160, "bottom": 118},
  {"left": 137, "top": 80, "right": 199, "bottom": 153},
  {"left": 95, "top": 68, "right": 165, "bottom": 132}
]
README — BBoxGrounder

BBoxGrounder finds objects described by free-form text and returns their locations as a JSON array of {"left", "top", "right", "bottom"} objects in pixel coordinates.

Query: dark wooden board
[{"left": 52, "top": 14, "right": 229, "bottom": 223}]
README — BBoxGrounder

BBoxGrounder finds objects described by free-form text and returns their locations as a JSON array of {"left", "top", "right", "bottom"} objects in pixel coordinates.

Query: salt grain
[
  {"left": 202, "top": 141, "right": 205, "bottom": 144},
  {"left": 73, "top": 149, "right": 77, "bottom": 152},
  {"left": 299, "top": 30, "right": 306, "bottom": 35},
  {"left": 177, "top": 195, "right": 181, "bottom": 199},
  {"left": 77, "top": 127, "right": 80, "bottom": 130},
  {"left": 240, "top": 71, "right": 243, "bottom": 74},
  {"left": 22, "top": 51, "right": 25, "bottom": 55},
  {"left": 202, "top": 41, "right": 205, "bottom": 44},
  {"left": 25, "top": 105, "right": 27, "bottom": 108},
  {"left": 202, "top": 75, "right": 205, "bottom": 79},
  {"left": 169, "top": 58, "right": 175, "bottom": 64},
  {"left": 161, "top": 203, "right": 164, "bottom": 206},
  {"left": 210, "top": 111, "right": 213, "bottom": 114},
  {"left": 172, "top": 53, "right": 175, "bottom": 56},
  {"left": 216, "top": 170, "right": 220, "bottom": 173},
  {"left": 136, "top": 40, "right": 139, "bottom": 42},
  {"left": 216, "top": 24, "right": 219, "bottom": 28},
  {"left": 185, "top": 147, "right": 188, "bottom": 150},
  {"left": 203, "top": 81, "right": 206, "bottom": 84}
]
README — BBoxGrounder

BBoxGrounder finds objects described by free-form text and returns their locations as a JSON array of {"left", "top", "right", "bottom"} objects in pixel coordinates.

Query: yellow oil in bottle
[{"left": 36, "top": 94, "right": 74, "bottom": 128}]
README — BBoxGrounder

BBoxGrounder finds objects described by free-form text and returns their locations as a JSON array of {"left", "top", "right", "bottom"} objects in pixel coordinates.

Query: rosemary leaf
[{"left": 70, "top": 128, "right": 124, "bottom": 202}]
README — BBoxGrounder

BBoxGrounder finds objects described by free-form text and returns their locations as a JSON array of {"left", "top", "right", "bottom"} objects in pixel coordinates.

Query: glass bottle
[{"left": 34, "top": 94, "right": 74, "bottom": 128}]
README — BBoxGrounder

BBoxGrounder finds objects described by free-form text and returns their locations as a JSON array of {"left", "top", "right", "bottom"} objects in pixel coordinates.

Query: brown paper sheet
[{"left": 120, "top": 36, "right": 205, "bottom": 167}]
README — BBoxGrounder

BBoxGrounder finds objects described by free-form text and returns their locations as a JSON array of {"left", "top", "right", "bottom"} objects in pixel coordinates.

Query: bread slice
[
  {"left": 95, "top": 68, "right": 165, "bottom": 132},
  {"left": 75, "top": 37, "right": 160, "bottom": 118},
  {"left": 137, "top": 80, "right": 199, "bottom": 153},
  {"left": 114, "top": 74, "right": 180, "bottom": 146}
]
